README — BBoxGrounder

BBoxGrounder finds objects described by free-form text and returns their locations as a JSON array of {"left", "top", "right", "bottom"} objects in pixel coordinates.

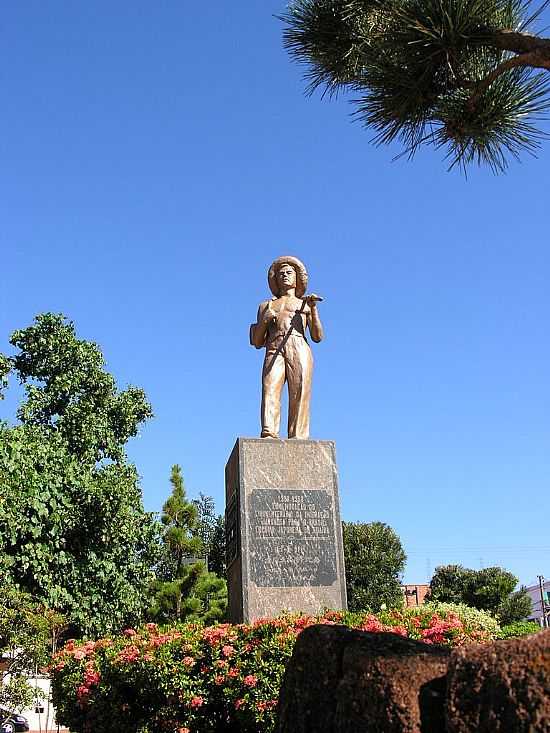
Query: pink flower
[
  {"left": 256, "top": 700, "right": 277, "bottom": 712},
  {"left": 123, "top": 628, "right": 137, "bottom": 637},
  {"left": 76, "top": 685, "right": 89, "bottom": 702},
  {"left": 84, "top": 670, "right": 100, "bottom": 686},
  {"left": 222, "top": 645, "right": 235, "bottom": 658},
  {"left": 227, "top": 668, "right": 239, "bottom": 678},
  {"left": 360, "top": 615, "right": 384, "bottom": 633},
  {"left": 183, "top": 656, "right": 195, "bottom": 667},
  {"left": 243, "top": 674, "right": 258, "bottom": 688},
  {"left": 214, "top": 674, "right": 226, "bottom": 685},
  {"left": 234, "top": 698, "right": 245, "bottom": 710},
  {"left": 190, "top": 696, "right": 204, "bottom": 708},
  {"left": 117, "top": 645, "right": 140, "bottom": 663},
  {"left": 73, "top": 650, "right": 86, "bottom": 661}
]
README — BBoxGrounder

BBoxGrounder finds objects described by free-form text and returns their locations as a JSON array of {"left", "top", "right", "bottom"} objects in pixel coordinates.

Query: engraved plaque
[{"left": 249, "top": 489, "right": 337, "bottom": 587}]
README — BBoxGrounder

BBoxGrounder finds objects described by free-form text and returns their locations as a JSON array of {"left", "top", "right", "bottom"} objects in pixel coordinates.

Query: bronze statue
[{"left": 250, "top": 256, "right": 323, "bottom": 439}]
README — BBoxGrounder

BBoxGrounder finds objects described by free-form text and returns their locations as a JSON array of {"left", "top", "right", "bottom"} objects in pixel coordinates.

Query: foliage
[
  {"left": 149, "top": 467, "right": 227, "bottom": 625},
  {"left": 426, "top": 564, "right": 469, "bottom": 605},
  {"left": 193, "top": 494, "right": 227, "bottom": 577},
  {"left": 159, "top": 466, "right": 203, "bottom": 579},
  {"left": 497, "top": 620, "right": 542, "bottom": 638},
  {"left": 427, "top": 564, "right": 532, "bottom": 624},
  {"left": 50, "top": 604, "right": 499, "bottom": 733},
  {"left": 0, "top": 314, "right": 160, "bottom": 636},
  {"left": 207, "top": 515, "right": 227, "bottom": 578},
  {"left": 9, "top": 312, "right": 153, "bottom": 463},
  {"left": 280, "top": 0, "right": 550, "bottom": 172},
  {"left": 496, "top": 586, "right": 533, "bottom": 625},
  {"left": 343, "top": 521, "right": 406, "bottom": 612},
  {"left": 0, "top": 586, "right": 65, "bottom": 716}
]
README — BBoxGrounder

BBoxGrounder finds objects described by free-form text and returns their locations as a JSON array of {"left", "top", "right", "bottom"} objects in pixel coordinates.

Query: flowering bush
[{"left": 50, "top": 604, "right": 499, "bottom": 733}]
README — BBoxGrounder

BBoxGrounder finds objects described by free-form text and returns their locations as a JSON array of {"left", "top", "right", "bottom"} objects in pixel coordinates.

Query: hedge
[{"left": 50, "top": 604, "right": 500, "bottom": 733}]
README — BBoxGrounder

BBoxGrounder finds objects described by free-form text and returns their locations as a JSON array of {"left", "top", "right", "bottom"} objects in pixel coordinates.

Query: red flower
[
  {"left": 243, "top": 674, "right": 258, "bottom": 688},
  {"left": 183, "top": 656, "right": 195, "bottom": 667},
  {"left": 190, "top": 696, "right": 204, "bottom": 708}
]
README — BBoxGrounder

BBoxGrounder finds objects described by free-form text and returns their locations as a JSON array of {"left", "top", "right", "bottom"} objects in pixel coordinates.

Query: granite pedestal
[{"left": 225, "top": 438, "right": 347, "bottom": 623}]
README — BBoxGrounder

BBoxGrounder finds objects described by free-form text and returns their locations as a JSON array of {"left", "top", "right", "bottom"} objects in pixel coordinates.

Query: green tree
[
  {"left": 193, "top": 493, "right": 226, "bottom": 577},
  {"left": 0, "top": 586, "right": 65, "bottom": 719},
  {"left": 426, "top": 563, "right": 471, "bottom": 605},
  {"left": 0, "top": 313, "right": 160, "bottom": 637},
  {"left": 281, "top": 0, "right": 550, "bottom": 172},
  {"left": 160, "top": 466, "right": 203, "bottom": 580},
  {"left": 497, "top": 587, "right": 534, "bottom": 625},
  {"left": 343, "top": 521, "right": 406, "bottom": 611},
  {"left": 207, "top": 515, "right": 227, "bottom": 578},
  {"left": 149, "top": 467, "right": 227, "bottom": 623},
  {"left": 428, "top": 564, "right": 532, "bottom": 623}
]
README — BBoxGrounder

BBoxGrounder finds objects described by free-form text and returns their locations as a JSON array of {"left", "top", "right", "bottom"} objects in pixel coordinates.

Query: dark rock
[
  {"left": 446, "top": 629, "right": 550, "bottom": 733},
  {"left": 276, "top": 624, "right": 450, "bottom": 733},
  {"left": 276, "top": 625, "right": 349, "bottom": 733}
]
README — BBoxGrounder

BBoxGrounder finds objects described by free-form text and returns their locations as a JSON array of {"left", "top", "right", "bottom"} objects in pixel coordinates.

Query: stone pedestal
[{"left": 225, "top": 438, "right": 347, "bottom": 623}]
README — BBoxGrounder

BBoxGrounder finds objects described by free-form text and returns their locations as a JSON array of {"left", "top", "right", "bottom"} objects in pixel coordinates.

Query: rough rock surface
[
  {"left": 446, "top": 629, "right": 550, "bottom": 733},
  {"left": 276, "top": 625, "right": 450, "bottom": 733}
]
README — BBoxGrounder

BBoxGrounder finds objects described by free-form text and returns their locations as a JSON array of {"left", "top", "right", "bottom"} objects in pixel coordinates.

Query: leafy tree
[
  {"left": 207, "top": 515, "right": 227, "bottom": 578},
  {"left": 426, "top": 563, "right": 471, "bottom": 605},
  {"left": 0, "top": 314, "right": 160, "bottom": 636},
  {"left": 149, "top": 467, "right": 227, "bottom": 623},
  {"left": 281, "top": 0, "right": 550, "bottom": 172},
  {"left": 343, "top": 521, "right": 406, "bottom": 611},
  {"left": 0, "top": 586, "right": 65, "bottom": 719},
  {"left": 498, "top": 587, "right": 534, "bottom": 625},
  {"left": 428, "top": 564, "right": 532, "bottom": 623},
  {"left": 193, "top": 492, "right": 226, "bottom": 577}
]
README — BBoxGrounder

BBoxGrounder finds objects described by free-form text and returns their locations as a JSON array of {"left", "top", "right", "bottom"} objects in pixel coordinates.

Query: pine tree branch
[
  {"left": 483, "top": 28, "right": 550, "bottom": 69},
  {"left": 470, "top": 53, "right": 544, "bottom": 103},
  {"left": 467, "top": 29, "right": 550, "bottom": 108}
]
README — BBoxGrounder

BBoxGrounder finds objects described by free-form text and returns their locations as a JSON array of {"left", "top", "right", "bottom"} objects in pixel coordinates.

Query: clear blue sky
[{"left": 1, "top": 2, "right": 549, "bottom": 587}]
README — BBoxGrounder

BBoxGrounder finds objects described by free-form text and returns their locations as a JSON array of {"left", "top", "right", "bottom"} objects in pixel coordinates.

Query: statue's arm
[
  {"left": 307, "top": 300, "right": 324, "bottom": 343},
  {"left": 250, "top": 301, "right": 272, "bottom": 349}
]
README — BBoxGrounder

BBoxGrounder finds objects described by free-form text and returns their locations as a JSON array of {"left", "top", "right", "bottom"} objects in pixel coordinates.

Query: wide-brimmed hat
[{"left": 268, "top": 256, "right": 308, "bottom": 298}]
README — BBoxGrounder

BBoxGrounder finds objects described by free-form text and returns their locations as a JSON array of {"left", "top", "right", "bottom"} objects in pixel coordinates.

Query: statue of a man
[{"left": 250, "top": 256, "right": 323, "bottom": 440}]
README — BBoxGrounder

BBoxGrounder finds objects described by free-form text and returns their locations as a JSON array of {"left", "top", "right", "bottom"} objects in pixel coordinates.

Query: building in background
[
  {"left": 524, "top": 577, "right": 550, "bottom": 627},
  {"left": 402, "top": 584, "right": 429, "bottom": 607}
]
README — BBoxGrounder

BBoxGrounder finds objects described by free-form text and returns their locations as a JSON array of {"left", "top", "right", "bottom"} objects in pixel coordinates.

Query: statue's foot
[{"left": 261, "top": 430, "right": 280, "bottom": 438}]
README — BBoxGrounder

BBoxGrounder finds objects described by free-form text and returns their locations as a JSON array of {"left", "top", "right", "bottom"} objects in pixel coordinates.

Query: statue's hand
[
  {"left": 261, "top": 303, "right": 277, "bottom": 326},
  {"left": 305, "top": 293, "right": 323, "bottom": 307}
]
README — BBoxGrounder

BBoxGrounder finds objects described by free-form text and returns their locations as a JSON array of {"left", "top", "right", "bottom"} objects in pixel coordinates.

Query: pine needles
[{"left": 280, "top": 0, "right": 550, "bottom": 172}]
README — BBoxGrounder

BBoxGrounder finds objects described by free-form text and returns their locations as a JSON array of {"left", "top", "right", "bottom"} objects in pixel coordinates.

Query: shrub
[
  {"left": 497, "top": 620, "right": 542, "bottom": 639},
  {"left": 50, "top": 605, "right": 501, "bottom": 733}
]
